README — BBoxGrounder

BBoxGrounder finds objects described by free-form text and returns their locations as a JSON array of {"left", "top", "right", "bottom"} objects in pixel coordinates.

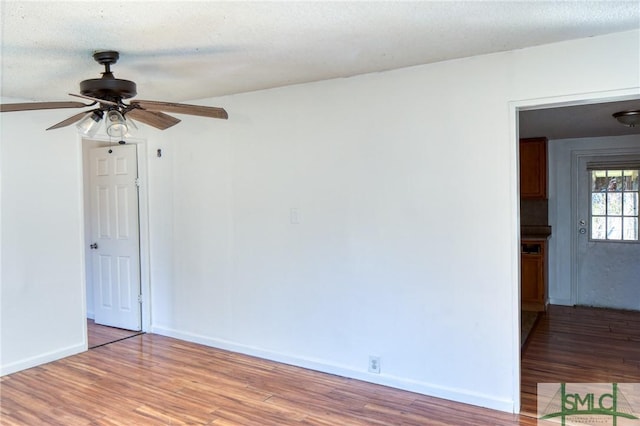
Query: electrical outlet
[{"left": 368, "top": 356, "right": 381, "bottom": 374}]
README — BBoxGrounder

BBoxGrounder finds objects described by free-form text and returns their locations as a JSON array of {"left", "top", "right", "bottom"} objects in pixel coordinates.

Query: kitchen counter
[{"left": 521, "top": 225, "right": 552, "bottom": 239}]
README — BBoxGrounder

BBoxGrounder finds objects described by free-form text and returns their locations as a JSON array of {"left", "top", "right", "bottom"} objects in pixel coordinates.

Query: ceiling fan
[{"left": 0, "top": 50, "right": 228, "bottom": 137}]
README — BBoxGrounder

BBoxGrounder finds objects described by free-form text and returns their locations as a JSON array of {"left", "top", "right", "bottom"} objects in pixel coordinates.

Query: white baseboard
[
  {"left": 1, "top": 342, "right": 86, "bottom": 376},
  {"left": 151, "top": 325, "right": 515, "bottom": 413},
  {"left": 548, "top": 298, "right": 573, "bottom": 306}
]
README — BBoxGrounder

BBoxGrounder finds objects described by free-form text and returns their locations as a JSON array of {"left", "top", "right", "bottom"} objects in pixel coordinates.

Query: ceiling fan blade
[
  {"left": 133, "top": 100, "right": 228, "bottom": 120},
  {"left": 46, "top": 111, "right": 92, "bottom": 130},
  {"left": 68, "top": 93, "right": 119, "bottom": 106},
  {"left": 0, "top": 101, "right": 91, "bottom": 112},
  {"left": 126, "top": 109, "right": 181, "bottom": 130}
]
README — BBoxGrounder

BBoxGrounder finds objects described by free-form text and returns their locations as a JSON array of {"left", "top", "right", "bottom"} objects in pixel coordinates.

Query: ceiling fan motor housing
[
  {"left": 80, "top": 78, "right": 137, "bottom": 100},
  {"left": 80, "top": 50, "right": 137, "bottom": 100}
]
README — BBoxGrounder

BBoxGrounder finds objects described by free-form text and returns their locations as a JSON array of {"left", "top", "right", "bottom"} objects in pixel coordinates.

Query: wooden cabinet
[
  {"left": 520, "top": 137, "right": 547, "bottom": 199},
  {"left": 520, "top": 137, "right": 548, "bottom": 311},
  {"left": 521, "top": 240, "right": 546, "bottom": 311}
]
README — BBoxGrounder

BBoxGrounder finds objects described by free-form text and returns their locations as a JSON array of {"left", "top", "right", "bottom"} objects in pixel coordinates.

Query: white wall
[
  {"left": 1, "top": 109, "right": 87, "bottom": 374},
  {"left": 149, "top": 30, "right": 640, "bottom": 413},
  {"left": 1, "top": 30, "right": 639, "bottom": 413},
  {"left": 548, "top": 135, "right": 640, "bottom": 306}
]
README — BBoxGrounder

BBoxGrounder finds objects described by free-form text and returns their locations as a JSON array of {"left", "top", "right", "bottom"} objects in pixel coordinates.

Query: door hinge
[
  {"left": 137, "top": 294, "right": 143, "bottom": 303},
  {"left": 135, "top": 177, "right": 141, "bottom": 187}
]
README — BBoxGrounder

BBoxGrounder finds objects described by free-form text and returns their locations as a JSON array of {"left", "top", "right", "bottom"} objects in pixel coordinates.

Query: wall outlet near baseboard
[{"left": 368, "top": 355, "right": 381, "bottom": 373}]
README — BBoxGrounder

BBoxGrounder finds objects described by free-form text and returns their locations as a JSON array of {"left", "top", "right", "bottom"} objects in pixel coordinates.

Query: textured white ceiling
[{"left": 1, "top": 1, "right": 639, "bottom": 104}]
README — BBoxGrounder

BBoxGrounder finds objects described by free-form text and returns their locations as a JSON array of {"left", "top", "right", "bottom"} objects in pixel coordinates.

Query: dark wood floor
[
  {"left": 520, "top": 304, "right": 640, "bottom": 416},
  {"left": 2, "top": 306, "right": 638, "bottom": 425},
  {"left": 87, "top": 319, "right": 143, "bottom": 349}
]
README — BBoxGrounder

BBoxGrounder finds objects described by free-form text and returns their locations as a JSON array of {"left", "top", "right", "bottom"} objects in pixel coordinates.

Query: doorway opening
[
  {"left": 87, "top": 319, "right": 144, "bottom": 349},
  {"left": 82, "top": 138, "right": 151, "bottom": 348},
  {"left": 514, "top": 91, "right": 640, "bottom": 414}
]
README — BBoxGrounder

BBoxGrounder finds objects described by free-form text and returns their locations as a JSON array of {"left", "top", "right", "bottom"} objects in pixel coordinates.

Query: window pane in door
[
  {"left": 607, "top": 171, "right": 623, "bottom": 191},
  {"left": 607, "top": 193, "right": 622, "bottom": 215},
  {"left": 623, "top": 170, "right": 639, "bottom": 191},
  {"left": 592, "top": 171, "right": 608, "bottom": 191},
  {"left": 607, "top": 217, "right": 622, "bottom": 240},
  {"left": 592, "top": 216, "right": 606, "bottom": 240},
  {"left": 592, "top": 193, "right": 606, "bottom": 215},
  {"left": 623, "top": 193, "right": 638, "bottom": 216},
  {"left": 623, "top": 217, "right": 638, "bottom": 240}
]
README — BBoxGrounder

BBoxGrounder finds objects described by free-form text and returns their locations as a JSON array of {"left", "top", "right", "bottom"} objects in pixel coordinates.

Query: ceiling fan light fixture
[
  {"left": 613, "top": 110, "right": 640, "bottom": 127},
  {"left": 106, "top": 110, "right": 128, "bottom": 137},
  {"left": 76, "top": 110, "right": 104, "bottom": 137},
  {"left": 125, "top": 116, "right": 138, "bottom": 136},
  {"left": 0, "top": 50, "right": 228, "bottom": 132}
]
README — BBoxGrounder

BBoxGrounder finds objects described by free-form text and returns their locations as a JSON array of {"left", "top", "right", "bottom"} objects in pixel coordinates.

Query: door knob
[
  {"left": 90, "top": 243, "right": 98, "bottom": 249},
  {"left": 579, "top": 228, "right": 587, "bottom": 234}
]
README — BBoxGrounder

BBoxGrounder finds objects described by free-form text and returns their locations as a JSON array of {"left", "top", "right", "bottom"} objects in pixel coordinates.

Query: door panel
[
  {"left": 89, "top": 145, "right": 141, "bottom": 330},
  {"left": 576, "top": 154, "right": 640, "bottom": 311}
]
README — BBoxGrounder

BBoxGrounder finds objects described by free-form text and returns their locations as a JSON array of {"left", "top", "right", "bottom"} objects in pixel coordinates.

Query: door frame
[
  {"left": 509, "top": 87, "right": 640, "bottom": 413},
  {"left": 82, "top": 137, "right": 151, "bottom": 333}
]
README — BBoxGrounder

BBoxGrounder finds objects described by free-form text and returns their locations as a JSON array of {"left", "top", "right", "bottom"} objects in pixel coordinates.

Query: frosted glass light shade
[
  {"left": 125, "top": 117, "right": 138, "bottom": 136},
  {"left": 76, "top": 110, "right": 103, "bottom": 137},
  {"left": 106, "top": 110, "right": 128, "bottom": 137}
]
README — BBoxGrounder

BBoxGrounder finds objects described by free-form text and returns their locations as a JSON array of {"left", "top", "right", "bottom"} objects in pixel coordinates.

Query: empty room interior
[{"left": 1, "top": 2, "right": 640, "bottom": 425}]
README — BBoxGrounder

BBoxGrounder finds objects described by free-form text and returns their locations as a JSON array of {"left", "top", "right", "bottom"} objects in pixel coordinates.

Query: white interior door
[
  {"left": 89, "top": 145, "right": 142, "bottom": 330},
  {"left": 575, "top": 153, "right": 640, "bottom": 311}
]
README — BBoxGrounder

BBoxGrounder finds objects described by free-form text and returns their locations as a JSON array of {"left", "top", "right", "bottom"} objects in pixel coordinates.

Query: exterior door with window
[{"left": 576, "top": 155, "right": 640, "bottom": 310}]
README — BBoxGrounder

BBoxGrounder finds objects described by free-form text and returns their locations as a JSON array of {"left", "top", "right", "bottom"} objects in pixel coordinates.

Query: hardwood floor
[
  {"left": 2, "top": 306, "right": 637, "bottom": 425},
  {"left": 1, "top": 334, "right": 537, "bottom": 425},
  {"left": 520, "top": 304, "right": 640, "bottom": 416},
  {"left": 87, "top": 319, "right": 143, "bottom": 349}
]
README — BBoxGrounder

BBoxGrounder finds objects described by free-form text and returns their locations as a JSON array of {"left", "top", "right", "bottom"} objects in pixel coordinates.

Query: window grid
[{"left": 590, "top": 169, "right": 639, "bottom": 241}]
